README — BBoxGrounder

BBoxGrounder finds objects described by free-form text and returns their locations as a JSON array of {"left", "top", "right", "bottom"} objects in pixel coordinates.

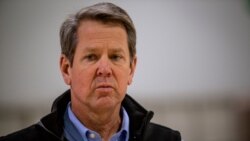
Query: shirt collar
[{"left": 64, "top": 102, "right": 129, "bottom": 141}]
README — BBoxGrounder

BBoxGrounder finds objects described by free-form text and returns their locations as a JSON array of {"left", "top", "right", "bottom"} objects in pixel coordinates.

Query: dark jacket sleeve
[
  {"left": 0, "top": 124, "right": 61, "bottom": 141},
  {"left": 143, "top": 123, "right": 181, "bottom": 141}
]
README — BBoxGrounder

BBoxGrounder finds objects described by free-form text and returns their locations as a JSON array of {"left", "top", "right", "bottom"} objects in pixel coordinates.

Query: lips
[
  {"left": 95, "top": 84, "right": 114, "bottom": 93},
  {"left": 97, "top": 84, "right": 113, "bottom": 88}
]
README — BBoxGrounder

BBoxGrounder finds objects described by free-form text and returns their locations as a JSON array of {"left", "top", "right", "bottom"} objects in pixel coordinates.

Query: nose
[{"left": 97, "top": 56, "right": 112, "bottom": 77}]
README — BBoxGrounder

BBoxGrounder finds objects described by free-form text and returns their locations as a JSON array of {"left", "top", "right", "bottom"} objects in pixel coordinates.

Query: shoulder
[
  {"left": 0, "top": 124, "right": 55, "bottom": 141},
  {"left": 143, "top": 122, "right": 181, "bottom": 141}
]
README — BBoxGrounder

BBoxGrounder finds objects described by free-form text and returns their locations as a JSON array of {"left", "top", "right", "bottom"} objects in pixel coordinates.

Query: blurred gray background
[{"left": 1, "top": 0, "right": 250, "bottom": 141}]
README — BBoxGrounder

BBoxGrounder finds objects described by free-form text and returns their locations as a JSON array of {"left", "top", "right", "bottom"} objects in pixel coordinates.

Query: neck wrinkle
[{"left": 72, "top": 102, "right": 122, "bottom": 140}]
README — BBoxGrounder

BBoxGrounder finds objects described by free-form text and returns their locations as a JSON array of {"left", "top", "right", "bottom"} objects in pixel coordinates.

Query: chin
[{"left": 94, "top": 96, "right": 119, "bottom": 109}]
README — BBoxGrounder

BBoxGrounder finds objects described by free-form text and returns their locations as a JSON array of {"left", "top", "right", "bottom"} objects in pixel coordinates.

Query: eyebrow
[
  {"left": 110, "top": 48, "right": 125, "bottom": 54},
  {"left": 82, "top": 46, "right": 125, "bottom": 54},
  {"left": 83, "top": 46, "right": 98, "bottom": 53}
]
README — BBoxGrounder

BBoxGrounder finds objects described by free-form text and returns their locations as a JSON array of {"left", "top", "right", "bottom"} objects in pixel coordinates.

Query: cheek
[
  {"left": 71, "top": 68, "right": 94, "bottom": 92},
  {"left": 116, "top": 69, "right": 131, "bottom": 89}
]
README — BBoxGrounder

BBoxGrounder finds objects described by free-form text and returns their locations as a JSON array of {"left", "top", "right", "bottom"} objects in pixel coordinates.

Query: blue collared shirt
[{"left": 63, "top": 103, "right": 129, "bottom": 141}]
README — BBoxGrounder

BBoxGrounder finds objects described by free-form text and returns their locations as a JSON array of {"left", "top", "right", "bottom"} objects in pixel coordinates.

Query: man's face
[{"left": 60, "top": 20, "right": 136, "bottom": 112}]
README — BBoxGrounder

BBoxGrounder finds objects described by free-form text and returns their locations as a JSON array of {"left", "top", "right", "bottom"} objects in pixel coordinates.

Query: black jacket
[{"left": 0, "top": 90, "right": 181, "bottom": 141}]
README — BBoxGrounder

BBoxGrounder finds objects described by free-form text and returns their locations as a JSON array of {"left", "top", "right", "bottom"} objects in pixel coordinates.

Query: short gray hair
[{"left": 60, "top": 2, "right": 136, "bottom": 66}]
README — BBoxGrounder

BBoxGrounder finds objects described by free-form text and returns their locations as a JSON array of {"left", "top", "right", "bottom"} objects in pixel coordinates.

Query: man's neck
[{"left": 72, "top": 104, "right": 122, "bottom": 141}]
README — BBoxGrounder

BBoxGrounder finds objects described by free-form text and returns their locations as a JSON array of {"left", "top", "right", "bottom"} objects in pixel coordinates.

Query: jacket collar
[{"left": 40, "top": 89, "right": 154, "bottom": 141}]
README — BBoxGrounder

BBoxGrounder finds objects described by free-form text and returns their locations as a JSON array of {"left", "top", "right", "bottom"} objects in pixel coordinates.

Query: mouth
[{"left": 95, "top": 84, "right": 114, "bottom": 93}]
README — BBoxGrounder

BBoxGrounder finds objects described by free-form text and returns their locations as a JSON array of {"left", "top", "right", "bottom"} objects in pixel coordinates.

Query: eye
[
  {"left": 110, "top": 54, "right": 122, "bottom": 61},
  {"left": 84, "top": 54, "right": 97, "bottom": 61}
]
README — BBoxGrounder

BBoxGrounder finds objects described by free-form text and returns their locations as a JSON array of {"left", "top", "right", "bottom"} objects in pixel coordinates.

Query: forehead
[
  {"left": 78, "top": 20, "right": 126, "bottom": 37},
  {"left": 76, "top": 20, "right": 128, "bottom": 49}
]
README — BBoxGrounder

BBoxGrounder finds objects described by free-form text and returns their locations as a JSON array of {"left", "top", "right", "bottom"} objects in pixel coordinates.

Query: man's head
[
  {"left": 59, "top": 3, "right": 137, "bottom": 114},
  {"left": 60, "top": 2, "right": 136, "bottom": 66}
]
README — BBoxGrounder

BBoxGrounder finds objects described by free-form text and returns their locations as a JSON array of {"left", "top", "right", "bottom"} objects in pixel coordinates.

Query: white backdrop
[{"left": 0, "top": 0, "right": 250, "bottom": 107}]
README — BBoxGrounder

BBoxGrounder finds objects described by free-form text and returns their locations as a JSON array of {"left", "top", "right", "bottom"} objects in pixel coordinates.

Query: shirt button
[{"left": 89, "top": 133, "right": 96, "bottom": 139}]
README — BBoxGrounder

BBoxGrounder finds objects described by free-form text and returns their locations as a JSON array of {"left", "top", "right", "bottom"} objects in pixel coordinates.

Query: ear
[
  {"left": 128, "top": 56, "right": 137, "bottom": 85},
  {"left": 60, "top": 54, "right": 72, "bottom": 85}
]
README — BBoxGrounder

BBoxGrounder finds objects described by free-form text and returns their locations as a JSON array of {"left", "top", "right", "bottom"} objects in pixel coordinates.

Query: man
[{"left": 0, "top": 2, "right": 181, "bottom": 141}]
